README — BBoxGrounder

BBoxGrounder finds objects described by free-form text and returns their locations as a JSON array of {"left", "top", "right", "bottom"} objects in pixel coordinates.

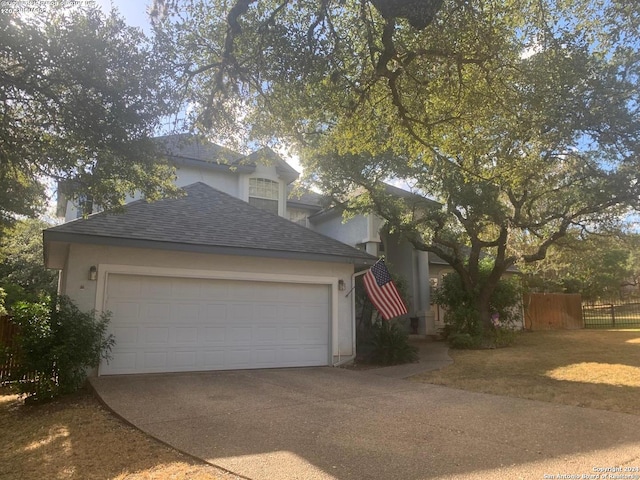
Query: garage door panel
[
  {"left": 174, "top": 351, "right": 197, "bottom": 368},
  {"left": 172, "top": 303, "right": 200, "bottom": 321},
  {"left": 145, "top": 302, "right": 172, "bottom": 321},
  {"left": 144, "top": 327, "right": 169, "bottom": 344},
  {"left": 201, "top": 303, "right": 227, "bottom": 321},
  {"left": 102, "top": 274, "right": 330, "bottom": 375},
  {"left": 111, "top": 301, "right": 140, "bottom": 320},
  {"left": 200, "top": 282, "right": 229, "bottom": 300},
  {"left": 254, "top": 326, "right": 278, "bottom": 343},
  {"left": 202, "top": 326, "right": 227, "bottom": 343},
  {"left": 110, "top": 276, "right": 142, "bottom": 297},
  {"left": 141, "top": 277, "right": 172, "bottom": 297},
  {"left": 175, "top": 327, "right": 198, "bottom": 344}
]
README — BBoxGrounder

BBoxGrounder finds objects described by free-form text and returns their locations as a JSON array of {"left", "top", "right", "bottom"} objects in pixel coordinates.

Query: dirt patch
[{"left": 0, "top": 386, "right": 241, "bottom": 480}]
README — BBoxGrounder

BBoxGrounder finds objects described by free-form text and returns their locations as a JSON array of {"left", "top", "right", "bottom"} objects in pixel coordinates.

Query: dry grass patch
[
  {"left": 411, "top": 329, "right": 640, "bottom": 415},
  {"left": 0, "top": 387, "right": 237, "bottom": 480}
]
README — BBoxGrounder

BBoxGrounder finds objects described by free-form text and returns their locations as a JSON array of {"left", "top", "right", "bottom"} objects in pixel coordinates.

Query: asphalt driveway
[{"left": 91, "top": 367, "right": 640, "bottom": 480}]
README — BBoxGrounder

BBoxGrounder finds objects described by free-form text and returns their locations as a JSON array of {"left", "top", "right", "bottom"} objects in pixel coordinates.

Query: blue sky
[{"left": 95, "top": 0, "right": 152, "bottom": 32}]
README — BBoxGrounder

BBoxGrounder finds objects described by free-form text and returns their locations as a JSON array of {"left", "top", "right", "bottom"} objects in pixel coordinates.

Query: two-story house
[{"left": 44, "top": 134, "right": 443, "bottom": 375}]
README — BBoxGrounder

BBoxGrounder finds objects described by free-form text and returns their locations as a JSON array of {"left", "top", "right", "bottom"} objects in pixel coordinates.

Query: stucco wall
[
  {"left": 311, "top": 213, "right": 369, "bottom": 247},
  {"left": 60, "top": 243, "right": 356, "bottom": 359},
  {"left": 176, "top": 166, "right": 239, "bottom": 197},
  {"left": 384, "top": 231, "right": 418, "bottom": 314}
]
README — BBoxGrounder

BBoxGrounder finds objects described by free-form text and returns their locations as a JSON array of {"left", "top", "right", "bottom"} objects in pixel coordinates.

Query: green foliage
[
  {"left": 0, "top": 219, "right": 57, "bottom": 308},
  {"left": 0, "top": 6, "right": 180, "bottom": 229},
  {"left": 159, "top": 0, "right": 640, "bottom": 332},
  {"left": 434, "top": 261, "right": 522, "bottom": 348},
  {"left": 0, "top": 288, "right": 6, "bottom": 316},
  {"left": 522, "top": 231, "right": 640, "bottom": 301},
  {"left": 447, "top": 333, "right": 480, "bottom": 350},
  {"left": 369, "top": 320, "right": 418, "bottom": 365},
  {"left": 10, "top": 296, "right": 114, "bottom": 402}
]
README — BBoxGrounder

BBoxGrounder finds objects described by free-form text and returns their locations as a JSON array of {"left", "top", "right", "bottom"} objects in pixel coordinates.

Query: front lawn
[
  {"left": 0, "top": 387, "right": 235, "bottom": 480},
  {"left": 411, "top": 329, "right": 640, "bottom": 415}
]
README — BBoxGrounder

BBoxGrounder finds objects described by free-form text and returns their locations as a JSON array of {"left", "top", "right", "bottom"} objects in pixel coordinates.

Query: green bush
[
  {"left": 10, "top": 296, "right": 114, "bottom": 402},
  {"left": 447, "top": 332, "right": 481, "bottom": 349},
  {"left": 0, "top": 287, "right": 6, "bottom": 316},
  {"left": 369, "top": 320, "right": 418, "bottom": 365},
  {"left": 434, "top": 260, "right": 522, "bottom": 349}
]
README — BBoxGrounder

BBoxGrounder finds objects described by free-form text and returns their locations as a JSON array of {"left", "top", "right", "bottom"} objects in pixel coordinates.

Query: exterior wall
[
  {"left": 288, "top": 207, "right": 315, "bottom": 226},
  {"left": 62, "top": 163, "right": 290, "bottom": 222},
  {"left": 384, "top": 231, "right": 434, "bottom": 334},
  {"left": 175, "top": 165, "right": 239, "bottom": 197},
  {"left": 60, "top": 243, "right": 356, "bottom": 361},
  {"left": 311, "top": 212, "right": 369, "bottom": 248}
]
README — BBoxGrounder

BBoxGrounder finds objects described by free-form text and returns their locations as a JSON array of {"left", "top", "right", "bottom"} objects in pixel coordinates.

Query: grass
[
  {"left": 0, "top": 386, "right": 234, "bottom": 480},
  {"left": 411, "top": 329, "right": 640, "bottom": 416}
]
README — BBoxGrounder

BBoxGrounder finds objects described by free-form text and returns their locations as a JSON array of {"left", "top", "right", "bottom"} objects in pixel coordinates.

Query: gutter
[{"left": 332, "top": 268, "right": 369, "bottom": 367}]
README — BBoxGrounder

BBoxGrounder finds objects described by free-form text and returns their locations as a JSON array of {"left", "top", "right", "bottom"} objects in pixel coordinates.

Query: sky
[{"left": 95, "top": 0, "right": 152, "bottom": 32}]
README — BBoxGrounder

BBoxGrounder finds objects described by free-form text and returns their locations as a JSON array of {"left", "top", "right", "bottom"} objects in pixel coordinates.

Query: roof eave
[
  {"left": 170, "top": 155, "right": 255, "bottom": 174},
  {"left": 43, "top": 231, "right": 376, "bottom": 267}
]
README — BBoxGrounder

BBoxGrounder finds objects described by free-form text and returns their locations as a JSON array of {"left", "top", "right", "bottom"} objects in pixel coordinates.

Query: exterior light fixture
[
  {"left": 338, "top": 279, "right": 346, "bottom": 291},
  {"left": 88, "top": 265, "right": 97, "bottom": 281}
]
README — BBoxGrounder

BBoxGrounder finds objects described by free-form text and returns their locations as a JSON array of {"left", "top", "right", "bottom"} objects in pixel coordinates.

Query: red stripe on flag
[{"left": 363, "top": 268, "right": 408, "bottom": 320}]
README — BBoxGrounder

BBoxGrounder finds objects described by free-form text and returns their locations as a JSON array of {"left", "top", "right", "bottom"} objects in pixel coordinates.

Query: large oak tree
[
  {"left": 1, "top": 6, "right": 181, "bottom": 230},
  {"left": 156, "top": 0, "right": 640, "bottom": 327}
]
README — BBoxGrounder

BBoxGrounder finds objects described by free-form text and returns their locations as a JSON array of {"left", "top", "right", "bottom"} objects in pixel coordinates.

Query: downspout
[{"left": 333, "top": 268, "right": 369, "bottom": 367}]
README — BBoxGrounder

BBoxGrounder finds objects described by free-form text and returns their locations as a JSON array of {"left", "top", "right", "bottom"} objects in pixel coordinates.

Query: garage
[
  {"left": 43, "top": 183, "right": 375, "bottom": 374},
  {"left": 101, "top": 273, "right": 331, "bottom": 375}
]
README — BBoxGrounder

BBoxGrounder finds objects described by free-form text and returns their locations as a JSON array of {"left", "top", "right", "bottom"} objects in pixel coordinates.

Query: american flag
[{"left": 363, "top": 259, "right": 408, "bottom": 320}]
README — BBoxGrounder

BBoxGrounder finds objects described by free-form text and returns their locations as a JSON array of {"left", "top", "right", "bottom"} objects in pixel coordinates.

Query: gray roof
[
  {"left": 156, "top": 134, "right": 299, "bottom": 183},
  {"left": 287, "top": 185, "right": 324, "bottom": 210},
  {"left": 309, "top": 182, "right": 440, "bottom": 223},
  {"left": 44, "top": 183, "right": 376, "bottom": 265}
]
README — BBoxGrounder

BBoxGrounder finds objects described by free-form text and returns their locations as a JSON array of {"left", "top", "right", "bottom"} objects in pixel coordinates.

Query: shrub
[
  {"left": 369, "top": 320, "right": 418, "bottom": 365},
  {"left": 10, "top": 295, "right": 114, "bottom": 402},
  {"left": 447, "top": 332, "right": 481, "bottom": 349},
  {"left": 0, "top": 287, "right": 6, "bottom": 316},
  {"left": 434, "top": 260, "right": 522, "bottom": 349}
]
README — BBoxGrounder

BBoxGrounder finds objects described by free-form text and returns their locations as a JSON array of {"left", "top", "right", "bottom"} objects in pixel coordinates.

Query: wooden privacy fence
[{"left": 523, "top": 293, "right": 583, "bottom": 330}]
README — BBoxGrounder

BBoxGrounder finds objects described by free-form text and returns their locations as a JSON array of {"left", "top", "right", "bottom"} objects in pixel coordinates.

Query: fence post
[{"left": 610, "top": 304, "right": 616, "bottom": 326}]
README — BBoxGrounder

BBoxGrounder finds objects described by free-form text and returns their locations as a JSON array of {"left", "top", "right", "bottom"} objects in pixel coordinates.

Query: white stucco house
[{"left": 44, "top": 134, "right": 446, "bottom": 376}]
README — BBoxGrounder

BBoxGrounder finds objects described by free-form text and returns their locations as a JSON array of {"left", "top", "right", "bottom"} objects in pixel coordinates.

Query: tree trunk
[{"left": 475, "top": 290, "right": 493, "bottom": 331}]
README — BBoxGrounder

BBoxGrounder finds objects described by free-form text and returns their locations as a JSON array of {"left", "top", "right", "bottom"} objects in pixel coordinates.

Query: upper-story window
[
  {"left": 249, "top": 178, "right": 279, "bottom": 215},
  {"left": 75, "top": 195, "right": 93, "bottom": 219}
]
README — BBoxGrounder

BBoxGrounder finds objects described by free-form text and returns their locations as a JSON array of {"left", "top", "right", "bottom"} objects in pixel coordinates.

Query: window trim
[{"left": 248, "top": 177, "right": 280, "bottom": 215}]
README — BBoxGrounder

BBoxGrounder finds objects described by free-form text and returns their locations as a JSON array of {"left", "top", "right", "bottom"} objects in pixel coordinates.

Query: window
[
  {"left": 249, "top": 178, "right": 279, "bottom": 215},
  {"left": 75, "top": 195, "right": 93, "bottom": 219}
]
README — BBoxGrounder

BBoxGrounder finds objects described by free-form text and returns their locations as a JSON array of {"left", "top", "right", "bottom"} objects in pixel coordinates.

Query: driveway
[{"left": 91, "top": 367, "right": 640, "bottom": 480}]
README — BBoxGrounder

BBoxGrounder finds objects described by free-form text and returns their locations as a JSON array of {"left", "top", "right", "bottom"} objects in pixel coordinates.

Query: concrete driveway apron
[{"left": 91, "top": 367, "right": 640, "bottom": 480}]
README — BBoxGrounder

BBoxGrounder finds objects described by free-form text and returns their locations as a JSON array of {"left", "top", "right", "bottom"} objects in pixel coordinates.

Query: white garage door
[{"left": 100, "top": 274, "right": 330, "bottom": 375}]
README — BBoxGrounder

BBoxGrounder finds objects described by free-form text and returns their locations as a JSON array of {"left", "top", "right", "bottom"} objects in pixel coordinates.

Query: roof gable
[
  {"left": 156, "top": 134, "right": 299, "bottom": 183},
  {"left": 45, "top": 183, "right": 375, "bottom": 265}
]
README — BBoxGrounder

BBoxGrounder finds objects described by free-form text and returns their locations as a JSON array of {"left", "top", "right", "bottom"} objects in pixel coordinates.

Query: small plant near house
[
  {"left": 370, "top": 320, "right": 419, "bottom": 365},
  {"left": 354, "top": 267, "right": 417, "bottom": 365},
  {"left": 9, "top": 295, "right": 114, "bottom": 402},
  {"left": 435, "top": 261, "right": 522, "bottom": 349}
]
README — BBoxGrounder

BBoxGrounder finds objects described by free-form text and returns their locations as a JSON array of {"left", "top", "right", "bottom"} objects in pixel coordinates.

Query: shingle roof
[
  {"left": 156, "top": 134, "right": 299, "bottom": 183},
  {"left": 44, "top": 183, "right": 375, "bottom": 265},
  {"left": 287, "top": 185, "right": 325, "bottom": 210}
]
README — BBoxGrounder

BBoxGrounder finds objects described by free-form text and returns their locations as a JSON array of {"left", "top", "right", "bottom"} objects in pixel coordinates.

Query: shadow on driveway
[{"left": 91, "top": 367, "right": 640, "bottom": 480}]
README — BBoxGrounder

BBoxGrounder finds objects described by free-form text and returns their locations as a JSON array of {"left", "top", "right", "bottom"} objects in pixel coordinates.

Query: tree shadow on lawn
[
  {"left": 411, "top": 329, "right": 640, "bottom": 415},
  {"left": 0, "top": 387, "right": 229, "bottom": 480}
]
